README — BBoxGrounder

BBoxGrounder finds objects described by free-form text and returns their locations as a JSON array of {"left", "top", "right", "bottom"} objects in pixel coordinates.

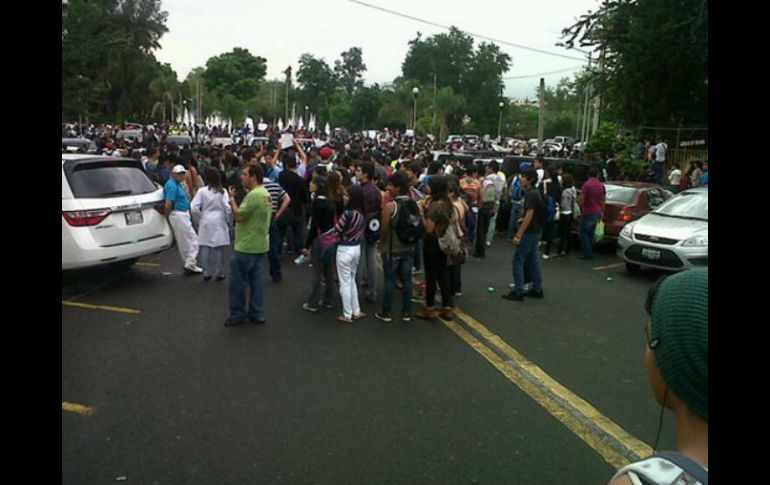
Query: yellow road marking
[
  {"left": 592, "top": 263, "right": 625, "bottom": 271},
  {"left": 441, "top": 318, "right": 633, "bottom": 469},
  {"left": 450, "top": 308, "right": 654, "bottom": 464},
  {"left": 62, "top": 301, "right": 141, "bottom": 314},
  {"left": 135, "top": 262, "right": 160, "bottom": 267},
  {"left": 62, "top": 402, "right": 94, "bottom": 416}
]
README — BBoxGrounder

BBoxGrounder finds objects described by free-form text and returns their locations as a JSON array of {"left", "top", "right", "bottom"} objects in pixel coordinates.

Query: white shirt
[
  {"left": 669, "top": 169, "right": 682, "bottom": 185},
  {"left": 444, "top": 165, "right": 455, "bottom": 175},
  {"left": 655, "top": 142, "right": 667, "bottom": 162},
  {"left": 536, "top": 168, "right": 545, "bottom": 187},
  {"left": 190, "top": 187, "right": 232, "bottom": 247}
]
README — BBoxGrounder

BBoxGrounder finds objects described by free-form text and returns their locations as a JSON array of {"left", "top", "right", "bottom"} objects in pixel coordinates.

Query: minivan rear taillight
[
  {"left": 62, "top": 209, "right": 112, "bottom": 227},
  {"left": 616, "top": 207, "right": 634, "bottom": 222}
]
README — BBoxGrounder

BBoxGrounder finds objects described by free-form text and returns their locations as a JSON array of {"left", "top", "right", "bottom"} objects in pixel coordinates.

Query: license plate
[
  {"left": 641, "top": 248, "right": 661, "bottom": 260},
  {"left": 125, "top": 210, "right": 144, "bottom": 226}
]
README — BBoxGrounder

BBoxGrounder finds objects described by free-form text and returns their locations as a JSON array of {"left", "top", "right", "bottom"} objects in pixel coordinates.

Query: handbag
[{"left": 317, "top": 227, "right": 338, "bottom": 263}]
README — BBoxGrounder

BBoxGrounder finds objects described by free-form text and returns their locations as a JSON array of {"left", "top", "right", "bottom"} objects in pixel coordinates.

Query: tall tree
[
  {"left": 334, "top": 47, "right": 367, "bottom": 99},
  {"left": 561, "top": 0, "right": 707, "bottom": 126},
  {"left": 297, "top": 54, "right": 337, "bottom": 123},
  {"left": 202, "top": 48, "right": 267, "bottom": 103}
]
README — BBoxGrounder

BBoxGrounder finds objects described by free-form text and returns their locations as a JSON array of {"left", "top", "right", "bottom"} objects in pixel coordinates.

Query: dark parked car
[{"left": 572, "top": 181, "right": 674, "bottom": 241}]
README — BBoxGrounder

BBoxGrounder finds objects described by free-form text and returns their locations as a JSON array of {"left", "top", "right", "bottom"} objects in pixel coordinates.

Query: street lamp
[
  {"left": 412, "top": 87, "right": 420, "bottom": 131},
  {"left": 498, "top": 101, "right": 504, "bottom": 141}
]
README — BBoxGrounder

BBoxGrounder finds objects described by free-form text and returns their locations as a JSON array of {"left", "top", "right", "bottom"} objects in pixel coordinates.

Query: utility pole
[
  {"left": 575, "top": 93, "right": 582, "bottom": 140},
  {"left": 537, "top": 78, "right": 545, "bottom": 154},
  {"left": 284, "top": 66, "right": 292, "bottom": 124},
  {"left": 591, "top": 48, "right": 604, "bottom": 136},
  {"left": 432, "top": 73, "right": 437, "bottom": 138},
  {"left": 582, "top": 53, "right": 593, "bottom": 143}
]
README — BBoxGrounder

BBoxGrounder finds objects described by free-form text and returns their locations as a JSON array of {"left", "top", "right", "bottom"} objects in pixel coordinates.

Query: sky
[{"left": 154, "top": 0, "right": 600, "bottom": 101}]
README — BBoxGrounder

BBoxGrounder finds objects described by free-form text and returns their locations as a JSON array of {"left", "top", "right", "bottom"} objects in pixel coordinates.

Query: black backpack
[{"left": 393, "top": 199, "right": 424, "bottom": 245}]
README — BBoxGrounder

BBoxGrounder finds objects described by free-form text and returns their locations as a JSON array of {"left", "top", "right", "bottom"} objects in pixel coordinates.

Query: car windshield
[
  {"left": 604, "top": 185, "right": 637, "bottom": 204},
  {"left": 64, "top": 159, "right": 157, "bottom": 198},
  {"left": 654, "top": 191, "right": 708, "bottom": 220}
]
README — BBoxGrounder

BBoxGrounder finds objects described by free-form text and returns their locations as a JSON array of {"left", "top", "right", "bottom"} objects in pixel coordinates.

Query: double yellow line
[{"left": 443, "top": 308, "right": 653, "bottom": 469}]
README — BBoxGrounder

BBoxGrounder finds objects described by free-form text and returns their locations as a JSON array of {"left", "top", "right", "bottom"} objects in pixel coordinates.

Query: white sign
[
  {"left": 280, "top": 133, "right": 294, "bottom": 149},
  {"left": 257, "top": 123, "right": 268, "bottom": 131},
  {"left": 405, "top": 129, "right": 415, "bottom": 137}
]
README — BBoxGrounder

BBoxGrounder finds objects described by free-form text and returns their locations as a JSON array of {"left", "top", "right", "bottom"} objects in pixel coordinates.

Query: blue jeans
[
  {"left": 228, "top": 251, "right": 266, "bottom": 320},
  {"left": 506, "top": 202, "right": 523, "bottom": 240},
  {"left": 199, "top": 245, "right": 225, "bottom": 278},
  {"left": 382, "top": 252, "right": 414, "bottom": 315},
  {"left": 512, "top": 233, "right": 543, "bottom": 295},
  {"left": 580, "top": 213, "right": 602, "bottom": 258},
  {"left": 356, "top": 238, "right": 378, "bottom": 302},
  {"left": 268, "top": 219, "right": 282, "bottom": 280}
]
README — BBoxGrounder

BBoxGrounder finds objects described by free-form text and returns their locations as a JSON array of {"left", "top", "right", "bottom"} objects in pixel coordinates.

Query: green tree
[
  {"left": 202, "top": 48, "right": 267, "bottom": 104},
  {"left": 402, "top": 28, "right": 474, "bottom": 96},
  {"left": 434, "top": 87, "right": 465, "bottom": 141},
  {"left": 334, "top": 47, "right": 367, "bottom": 99},
  {"left": 464, "top": 42, "right": 511, "bottom": 135},
  {"left": 350, "top": 87, "right": 383, "bottom": 130},
  {"left": 588, "top": 121, "right": 620, "bottom": 155},
  {"left": 561, "top": 0, "right": 707, "bottom": 126},
  {"left": 297, "top": 54, "right": 338, "bottom": 122}
]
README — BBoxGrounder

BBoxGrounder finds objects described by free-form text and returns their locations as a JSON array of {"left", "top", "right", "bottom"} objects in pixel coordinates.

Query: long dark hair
[
  {"left": 346, "top": 184, "right": 365, "bottom": 213},
  {"left": 312, "top": 175, "right": 330, "bottom": 198},
  {"left": 328, "top": 171, "right": 347, "bottom": 201},
  {"left": 428, "top": 175, "right": 451, "bottom": 205},
  {"left": 206, "top": 168, "right": 224, "bottom": 194}
]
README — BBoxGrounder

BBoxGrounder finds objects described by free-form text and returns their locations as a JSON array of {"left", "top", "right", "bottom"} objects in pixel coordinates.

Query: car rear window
[
  {"left": 64, "top": 159, "right": 157, "bottom": 198},
  {"left": 604, "top": 185, "right": 637, "bottom": 204}
]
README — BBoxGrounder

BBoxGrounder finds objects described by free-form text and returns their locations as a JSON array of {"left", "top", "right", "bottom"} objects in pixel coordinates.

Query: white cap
[{"left": 172, "top": 164, "right": 187, "bottom": 174}]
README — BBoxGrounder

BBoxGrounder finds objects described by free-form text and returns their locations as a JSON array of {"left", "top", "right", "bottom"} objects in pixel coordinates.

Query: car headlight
[
  {"left": 620, "top": 223, "right": 634, "bottom": 238},
  {"left": 682, "top": 235, "right": 708, "bottom": 247}
]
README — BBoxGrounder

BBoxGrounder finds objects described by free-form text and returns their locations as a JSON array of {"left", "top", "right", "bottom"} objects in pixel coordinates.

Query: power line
[
  {"left": 346, "top": 0, "right": 587, "bottom": 62},
  {"left": 503, "top": 66, "right": 585, "bottom": 80}
]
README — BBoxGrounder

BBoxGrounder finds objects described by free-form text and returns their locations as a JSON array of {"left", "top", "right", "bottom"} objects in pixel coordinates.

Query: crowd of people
[{"left": 65, "top": 121, "right": 708, "bottom": 483}]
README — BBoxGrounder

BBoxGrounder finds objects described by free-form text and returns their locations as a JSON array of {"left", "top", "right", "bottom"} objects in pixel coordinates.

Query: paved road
[{"left": 62, "top": 235, "right": 676, "bottom": 484}]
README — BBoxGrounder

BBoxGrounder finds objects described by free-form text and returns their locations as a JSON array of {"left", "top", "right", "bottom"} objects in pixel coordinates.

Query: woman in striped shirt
[{"left": 334, "top": 185, "right": 367, "bottom": 323}]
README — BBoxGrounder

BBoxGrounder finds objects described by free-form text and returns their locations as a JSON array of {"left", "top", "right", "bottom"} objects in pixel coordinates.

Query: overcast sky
[{"left": 155, "top": 0, "right": 600, "bottom": 101}]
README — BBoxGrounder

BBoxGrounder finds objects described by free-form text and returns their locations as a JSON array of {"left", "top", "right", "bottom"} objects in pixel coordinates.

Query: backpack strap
[{"left": 653, "top": 452, "right": 708, "bottom": 484}]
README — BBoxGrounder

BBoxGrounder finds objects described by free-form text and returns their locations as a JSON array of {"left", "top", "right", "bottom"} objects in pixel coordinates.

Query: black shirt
[
  {"left": 522, "top": 187, "right": 546, "bottom": 234},
  {"left": 279, "top": 170, "right": 309, "bottom": 215},
  {"left": 305, "top": 196, "right": 336, "bottom": 248}
]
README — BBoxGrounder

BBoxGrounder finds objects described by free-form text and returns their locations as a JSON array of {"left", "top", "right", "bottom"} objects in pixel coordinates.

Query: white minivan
[{"left": 62, "top": 154, "right": 173, "bottom": 270}]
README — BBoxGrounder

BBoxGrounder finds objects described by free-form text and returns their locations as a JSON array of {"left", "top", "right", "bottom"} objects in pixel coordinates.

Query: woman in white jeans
[
  {"left": 333, "top": 185, "right": 367, "bottom": 324},
  {"left": 190, "top": 168, "right": 232, "bottom": 281}
]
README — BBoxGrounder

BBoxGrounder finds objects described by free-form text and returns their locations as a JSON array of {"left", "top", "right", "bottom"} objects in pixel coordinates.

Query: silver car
[{"left": 617, "top": 188, "right": 708, "bottom": 273}]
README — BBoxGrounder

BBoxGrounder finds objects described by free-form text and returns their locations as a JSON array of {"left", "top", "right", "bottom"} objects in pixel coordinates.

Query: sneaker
[
  {"left": 402, "top": 313, "right": 412, "bottom": 323},
  {"left": 352, "top": 312, "right": 367, "bottom": 321},
  {"left": 412, "top": 268, "right": 422, "bottom": 275},
  {"left": 542, "top": 254, "right": 550, "bottom": 260},
  {"left": 224, "top": 317, "right": 249, "bottom": 326},
  {"left": 249, "top": 317, "right": 266, "bottom": 325},
  {"left": 203, "top": 275, "right": 212, "bottom": 281},
  {"left": 454, "top": 292, "right": 462, "bottom": 297},
  {"left": 502, "top": 291, "right": 524, "bottom": 301},
  {"left": 439, "top": 308, "right": 454, "bottom": 320},
  {"left": 486, "top": 241, "right": 492, "bottom": 247},
  {"left": 508, "top": 283, "right": 516, "bottom": 289},
  {"left": 184, "top": 265, "right": 204, "bottom": 274},
  {"left": 337, "top": 315, "right": 353, "bottom": 324},
  {"left": 321, "top": 302, "right": 333, "bottom": 310},
  {"left": 375, "top": 311, "right": 393, "bottom": 322},
  {"left": 302, "top": 303, "right": 319, "bottom": 313},
  {"left": 524, "top": 289, "right": 544, "bottom": 299}
]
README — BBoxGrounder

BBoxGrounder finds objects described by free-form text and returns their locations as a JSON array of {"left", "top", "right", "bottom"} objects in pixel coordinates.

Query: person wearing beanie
[{"left": 609, "top": 268, "right": 708, "bottom": 485}]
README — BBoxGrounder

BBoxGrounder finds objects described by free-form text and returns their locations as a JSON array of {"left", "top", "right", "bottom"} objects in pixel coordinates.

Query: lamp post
[
  {"left": 498, "top": 101, "right": 504, "bottom": 142},
  {"left": 412, "top": 87, "right": 419, "bottom": 131}
]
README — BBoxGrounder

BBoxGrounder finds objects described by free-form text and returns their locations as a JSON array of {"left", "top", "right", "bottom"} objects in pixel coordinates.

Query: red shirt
[{"left": 581, "top": 178, "right": 605, "bottom": 215}]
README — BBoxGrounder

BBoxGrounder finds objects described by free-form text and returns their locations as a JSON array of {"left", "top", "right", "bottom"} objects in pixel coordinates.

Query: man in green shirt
[{"left": 226, "top": 164, "right": 272, "bottom": 326}]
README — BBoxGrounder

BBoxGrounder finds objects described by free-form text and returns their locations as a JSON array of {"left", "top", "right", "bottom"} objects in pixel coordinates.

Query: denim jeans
[
  {"left": 199, "top": 245, "right": 225, "bottom": 278},
  {"left": 512, "top": 233, "right": 543, "bottom": 295},
  {"left": 356, "top": 238, "right": 378, "bottom": 302},
  {"left": 268, "top": 219, "right": 282, "bottom": 280},
  {"left": 580, "top": 213, "right": 602, "bottom": 258},
  {"left": 228, "top": 251, "right": 266, "bottom": 320},
  {"left": 308, "top": 238, "right": 335, "bottom": 307},
  {"left": 382, "top": 251, "right": 414, "bottom": 315},
  {"left": 506, "top": 202, "right": 523, "bottom": 240}
]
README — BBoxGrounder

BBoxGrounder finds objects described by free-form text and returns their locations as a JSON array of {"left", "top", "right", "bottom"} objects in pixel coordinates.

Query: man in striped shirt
[{"left": 262, "top": 170, "right": 291, "bottom": 283}]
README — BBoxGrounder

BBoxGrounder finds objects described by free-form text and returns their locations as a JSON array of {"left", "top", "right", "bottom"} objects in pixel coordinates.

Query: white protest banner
[{"left": 280, "top": 133, "right": 294, "bottom": 149}]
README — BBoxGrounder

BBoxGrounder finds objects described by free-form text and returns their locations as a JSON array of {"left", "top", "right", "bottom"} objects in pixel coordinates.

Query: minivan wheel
[{"left": 625, "top": 262, "right": 641, "bottom": 273}]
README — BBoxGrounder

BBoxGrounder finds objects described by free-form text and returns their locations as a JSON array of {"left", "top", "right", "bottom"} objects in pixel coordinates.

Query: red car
[{"left": 571, "top": 181, "right": 674, "bottom": 241}]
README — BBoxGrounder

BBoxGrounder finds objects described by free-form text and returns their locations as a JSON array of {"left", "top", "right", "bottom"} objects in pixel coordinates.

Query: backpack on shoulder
[{"left": 393, "top": 199, "right": 424, "bottom": 245}]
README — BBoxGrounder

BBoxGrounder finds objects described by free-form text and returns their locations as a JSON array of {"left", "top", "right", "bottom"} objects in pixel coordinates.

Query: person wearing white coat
[{"left": 191, "top": 168, "right": 232, "bottom": 281}]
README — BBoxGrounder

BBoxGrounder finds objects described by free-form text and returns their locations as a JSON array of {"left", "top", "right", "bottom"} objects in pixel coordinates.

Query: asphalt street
[{"left": 62, "top": 235, "right": 676, "bottom": 484}]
